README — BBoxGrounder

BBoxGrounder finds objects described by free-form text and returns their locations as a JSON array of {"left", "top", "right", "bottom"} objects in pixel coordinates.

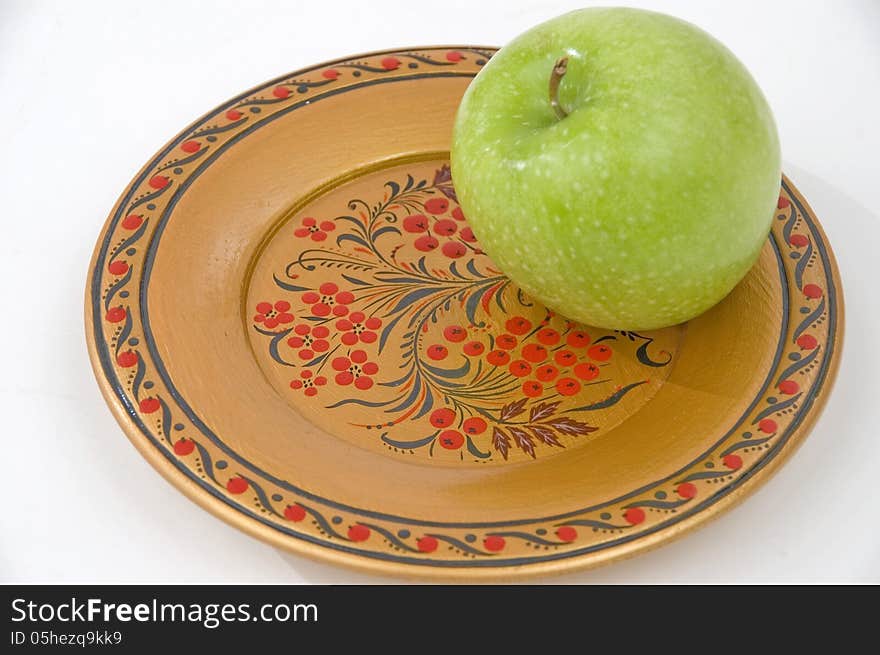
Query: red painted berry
[
  {"left": 522, "top": 380, "right": 543, "bottom": 397},
  {"left": 116, "top": 350, "right": 138, "bottom": 368},
  {"left": 796, "top": 334, "right": 818, "bottom": 350},
  {"left": 509, "top": 360, "right": 532, "bottom": 377},
  {"left": 536, "top": 328, "right": 560, "bottom": 345},
  {"left": 429, "top": 408, "right": 456, "bottom": 428},
  {"left": 424, "top": 197, "right": 449, "bottom": 214},
  {"left": 442, "top": 241, "right": 467, "bottom": 258},
  {"left": 777, "top": 195, "right": 790, "bottom": 209},
  {"left": 723, "top": 454, "right": 743, "bottom": 470},
  {"left": 624, "top": 507, "right": 645, "bottom": 525},
  {"left": 460, "top": 226, "right": 477, "bottom": 242},
  {"left": 505, "top": 316, "right": 532, "bottom": 335},
  {"left": 554, "top": 350, "right": 576, "bottom": 366},
  {"left": 574, "top": 362, "right": 600, "bottom": 381},
  {"left": 427, "top": 344, "right": 448, "bottom": 360},
  {"left": 556, "top": 526, "right": 577, "bottom": 542},
  {"left": 451, "top": 207, "right": 466, "bottom": 221},
  {"left": 778, "top": 379, "right": 799, "bottom": 395},
  {"left": 535, "top": 364, "right": 558, "bottom": 382},
  {"left": 417, "top": 535, "right": 438, "bottom": 553},
  {"left": 403, "top": 214, "right": 428, "bottom": 232},
  {"left": 139, "top": 397, "right": 160, "bottom": 413},
  {"left": 483, "top": 535, "right": 505, "bottom": 552},
  {"left": 803, "top": 284, "right": 823, "bottom": 299},
  {"left": 758, "top": 419, "right": 777, "bottom": 434},
  {"left": 555, "top": 377, "right": 581, "bottom": 396},
  {"left": 521, "top": 343, "right": 548, "bottom": 363},
  {"left": 462, "top": 341, "right": 484, "bottom": 356},
  {"left": 444, "top": 325, "right": 467, "bottom": 342},
  {"left": 486, "top": 349, "right": 510, "bottom": 366},
  {"left": 566, "top": 330, "right": 591, "bottom": 348},
  {"left": 446, "top": 50, "right": 463, "bottom": 62},
  {"left": 462, "top": 417, "right": 487, "bottom": 435},
  {"left": 439, "top": 430, "right": 464, "bottom": 449},
  {"left": 284, "top": 504, "right": 306, "bottom": 521},
  {"left": 677, "top": 482, "right": 697, "bottom": 499},
  {"left": 148, "top": 175, "right": 169, "bottom": 189},
  {"left": 181, "top": 140, "right": 200, "bottom": 153},
  {"left": 381, "top": 56, "right": 400, "bottom": 70},
  {"left": 226, "top": 477, "right": 248, "bottom": 494},
  {"left": 273, "top": 85, "right": 290, "bottom": 98},
  {"left": 108, "top": 260, "right": 128, "bottom": 275},
  {"left": 173, "top": 439, "right": 194, "bottom": 456},
  {"left": 789, "top": 234, "right": 809, "bottom": 248},
  {"left": 587, "top": 344, "right": 612, "bottom": 361},
  {"left": 496, "top": 334, "right": 518, "bottom": 350},
  {"left": 322, "top": 69, "right": 340, "bottom": 79},
  {"left": 122, "top": 214, "right": 143, "bottom": 230},
  {"left": 433, "top": 219, "right": 457, "bottom": 236},
  {"left": 414, "top": 234, "right": 439, "bottom": 251},
  {"left": 225, "top": 109, "right": 243, "bottom": 120},
  {"left": 348, "top": 524, "right": 371, "bottom": 541},
  {"left": 106, "top": 306, "right": 126, "bottom": 323}
]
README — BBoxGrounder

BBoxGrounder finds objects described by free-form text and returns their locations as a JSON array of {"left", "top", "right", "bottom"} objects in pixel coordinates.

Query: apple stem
[{"left": 549, "top": 56, "right": 569, "bottom": 120}]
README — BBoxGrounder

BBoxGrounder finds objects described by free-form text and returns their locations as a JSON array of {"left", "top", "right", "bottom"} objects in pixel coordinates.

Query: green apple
[{"left": 451, "top": 8, "right": 780, "bottom": 330}]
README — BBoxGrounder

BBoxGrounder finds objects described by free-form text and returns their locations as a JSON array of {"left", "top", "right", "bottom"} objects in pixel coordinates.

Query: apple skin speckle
[{"left": 451, "top": 7, "right": 781, "bottom": 330}]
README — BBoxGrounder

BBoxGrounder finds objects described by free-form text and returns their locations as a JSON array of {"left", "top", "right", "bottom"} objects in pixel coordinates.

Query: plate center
[{"left": 245, "top": 157, "right": 682, "bottom": 466}]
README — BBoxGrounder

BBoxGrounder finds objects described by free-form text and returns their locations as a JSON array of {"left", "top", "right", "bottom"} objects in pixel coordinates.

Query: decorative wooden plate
[{"left": 86, "top": 47, "right": 843, "bottom": 580}]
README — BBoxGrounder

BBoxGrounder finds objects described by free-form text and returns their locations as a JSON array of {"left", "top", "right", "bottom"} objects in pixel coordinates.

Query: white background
[{"left": 1, "top": 0, "right": 878, "bottom": 583}]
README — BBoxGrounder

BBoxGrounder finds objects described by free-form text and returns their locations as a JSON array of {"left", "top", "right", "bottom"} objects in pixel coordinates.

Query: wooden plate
[{"left": 86, "top": 47, "right": 843, "bottom": 580}]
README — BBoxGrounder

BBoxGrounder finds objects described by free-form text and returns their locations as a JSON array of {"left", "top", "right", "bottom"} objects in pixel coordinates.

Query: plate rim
[{"left": 85, "top": 46, "right": 845, "bottom": 580}]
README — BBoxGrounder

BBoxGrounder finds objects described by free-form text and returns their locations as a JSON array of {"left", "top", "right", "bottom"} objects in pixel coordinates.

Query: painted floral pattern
[
  {"left": 90, "top": 48, "right": 839, "bottom": 569},
  {"left": 248, "top": 163, "right": 678, "bottom": 462}
]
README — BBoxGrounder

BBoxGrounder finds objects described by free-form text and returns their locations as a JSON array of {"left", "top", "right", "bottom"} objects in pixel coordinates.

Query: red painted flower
[
  {"left": 289, "top": 369, "right": 328, "bottom": 397},
  {"left": 332, "top": 349, "right": 379, "bottom": 390},
  {"left": 294, "top": 216, "right": 336, "bottom": 242},
  {"left": 253, "top": 300, "right": 294, "bottom": 329},
  {"left": 336, "top": 311, "right": 382, "bottom": 345},
  {"left": 287, "top": 324, "right": 331, "bottom": 359},
  {"left": 302, "top": 283, "right": 354, "bottom": 317}
]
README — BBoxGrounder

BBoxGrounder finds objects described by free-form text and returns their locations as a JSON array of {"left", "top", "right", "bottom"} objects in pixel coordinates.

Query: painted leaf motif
[
  {"left": 492, "top": 426, "right": 511, "bottom": 460},
  {"left": 529, "top": 401, "right": 560, "bottom": 422},
  {"left": 540, "top": 417, "right": 598, "bottom": 436},
  {"left": 499, "top": 398, "right": 528, "bottom": 421},
  {"left": 508, "top": 426, "right": 536, "bottom": 459},
  {"left": 530, "top": 424, "right": 563, "bottom": 448}
]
